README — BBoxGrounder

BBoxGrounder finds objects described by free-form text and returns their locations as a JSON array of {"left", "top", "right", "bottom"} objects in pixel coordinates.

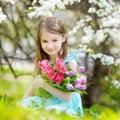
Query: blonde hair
[{"left": 34, "top": 17, "right": 68, "bottom": 75}]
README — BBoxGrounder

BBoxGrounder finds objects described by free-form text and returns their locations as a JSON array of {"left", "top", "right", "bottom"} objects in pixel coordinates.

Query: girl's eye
[
  {"left": 42, "top": 40, "right": 47, "bottom": 43},
  {"left": 53, "top": 39, "right": 58, "bottom": 42}
]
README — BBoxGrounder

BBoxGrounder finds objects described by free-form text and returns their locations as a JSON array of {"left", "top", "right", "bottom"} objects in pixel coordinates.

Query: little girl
[{"left": 21, "top": 16, "right": 84, "bottom": 117}]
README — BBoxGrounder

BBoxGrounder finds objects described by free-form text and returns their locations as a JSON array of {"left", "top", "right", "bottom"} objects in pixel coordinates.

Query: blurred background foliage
[{"left": 0, "top": 0, "right": 120, "bottom": 119}]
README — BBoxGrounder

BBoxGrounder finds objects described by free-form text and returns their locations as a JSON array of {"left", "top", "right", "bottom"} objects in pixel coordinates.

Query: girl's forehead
[
  {"left": 40, "top": 30, "right": 62, "bottom": 38},
  {"left": 41, "top": 29, "right": 60, "bottom": 34}
]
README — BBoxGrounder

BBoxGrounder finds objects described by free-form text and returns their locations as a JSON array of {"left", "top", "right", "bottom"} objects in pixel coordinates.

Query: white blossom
[
  {"left": 78, "top": 44, "right": 88, "bottom": 52},
  {"left": 96, "top": 9, "right": 108, "bottom": 17},
  {"left": 96, "top": 53, "right": 103, "bottom": 59},
  {"left": 100, "top": 16, "right": 120, "bottom": 27},
  {"left": 28, "top": 0, "right": 81, "bottom": 18},
  {"left": 111, "top": 80, "right": 120, "bottom": 89},
  {"left": 68, "top": 36, "right": 76, "bottom": 45},
  {"left": 68, "top": 19, "right": 85, "bottom": 36},
  {"left": 77, "top": 19, "right": 85, "bottom": 27},
  {"left": 90, "top": 53, "right": 103, "bottom": 60},
  {"left": 100, "top": 55, "right": 114, "bottom": 65},
  {"left": 32, "top": 0, "right": 37, "bottom": 6},
  {"left": 104, "top": 76, "right": 109, "bottom": 81},
  {"left": 1, "top": 0, "right": 16, "bottom": 4},
  {"left": 115, "top": 58, "right": 120, "bottom": 66},
  {"left": 88, "top": 7, "right": 96, "bottom": 13},
  {"left": 89, "top": 0, "right": 113, "bottom": 17},
  {"left": 28, "top": 7, "right": 53, "bottom": 18},
  {"left": 110, "top": 47, "right": 120, "bottom": 56},
  {"left": 81, "top": 26, "right": 94, "bottom": 44},
  {"left": 94, "top": 29, "right": 107, "bottom": 45},
  {"left": 90, "top": 53, "right": 115, "bottom": 65},
  {"left": 88, "top": 0, "right": 97, "bottom": 4},
  {"left": 1, "top": 39, "right": 13, "bottom": 53},
  {"left": 85, "top": 15, "right": 92, "bottom": 22},
  {"left": 83, "top": 26, "right": 94, "bottom": 35},
  {"left": 67, "top": 0, "right": 81, "bottom": 5},
  {"left": 0, "top": 7, "right": 7, "bottom": 23},
  {"left": 108, "top": 28, "right": 120, "bottom": 42},
  {"left": 81, "top": 35, "right": 92, "bottom": 44}
]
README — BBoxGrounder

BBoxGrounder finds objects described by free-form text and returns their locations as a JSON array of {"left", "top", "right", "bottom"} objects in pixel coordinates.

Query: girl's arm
[
  {"left": 23, "top": 75, "right": 73, "bottom": 101},
  {"left": 23, "top": 59, "right": 78, "bottom": 102},
  {"left": 23, "top": 76, "right": 41, "bottom": 99}
]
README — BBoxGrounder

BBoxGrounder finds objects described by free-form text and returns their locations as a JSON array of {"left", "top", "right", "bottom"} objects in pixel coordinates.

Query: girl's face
[{"left": 40, "top": 30, "right": 65, "bottom": 57}]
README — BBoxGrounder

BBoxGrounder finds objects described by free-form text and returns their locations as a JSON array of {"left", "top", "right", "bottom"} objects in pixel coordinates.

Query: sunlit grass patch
[
  {"left": 0, "top": 66, "right": 33, "bottom": 76},
  {"left": 0, "top": 100, "right": 120, "bottom": 120},
  {"left": 0, "top": 101, "right": 82, "bottom": 120},
  {"left": 0, "top": 70, "right": 120, "bottom": 120},
  {"left": 0, "top": 73, "right": 33, "bottom": 101}
]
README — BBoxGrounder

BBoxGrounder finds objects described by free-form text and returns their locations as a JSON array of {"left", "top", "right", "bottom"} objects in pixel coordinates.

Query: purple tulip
[
  {"left": 75, "top": 84, "right": 87, "bottom": 90},
  {"left": 78, "top": 66, "right": 85, "bottom": 72},
  {"left": 75, "top": 83, "right": 81, "bottom": 89},
  {"left": 75, "top": 76, "right": 87, "bottom": 84},
  {"left": 67, "top": 70, "right": 75, "bottom": 76},
  {"left": 75, "top": 79, "right": 82, "bottom": 84},
  {"left": 79, "top": 76, "right": 87, "bottom": 84},
  {"left": 66, "top": 83, "right": 74, "bottom": 90}
]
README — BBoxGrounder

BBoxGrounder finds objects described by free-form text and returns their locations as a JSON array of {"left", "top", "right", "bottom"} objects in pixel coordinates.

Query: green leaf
[{"left": 34, "top": 87, "right": 51, "bottom": 99}]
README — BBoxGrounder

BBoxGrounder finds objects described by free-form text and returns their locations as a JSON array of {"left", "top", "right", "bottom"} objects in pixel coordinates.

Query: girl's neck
[{"left": 49, "top": 55, "right": 57, "bottom": 63}]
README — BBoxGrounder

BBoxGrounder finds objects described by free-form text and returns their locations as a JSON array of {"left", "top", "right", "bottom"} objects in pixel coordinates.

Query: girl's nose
[{"left": 47, "top": 43, "right": 53, "bottom": 48}]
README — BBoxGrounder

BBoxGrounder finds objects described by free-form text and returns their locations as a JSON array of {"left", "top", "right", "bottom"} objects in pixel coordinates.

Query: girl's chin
[
  {"left": 46, "top": 52, "right": 57, "bottom": 56},
  {"left": 45, "top": 50, "right": 60, "bottom": 56}
]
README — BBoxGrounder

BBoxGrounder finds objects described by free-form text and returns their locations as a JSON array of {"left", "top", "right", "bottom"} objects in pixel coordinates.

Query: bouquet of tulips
[{"left": 38, "top": 58, "right": 87, "bottom": 93}]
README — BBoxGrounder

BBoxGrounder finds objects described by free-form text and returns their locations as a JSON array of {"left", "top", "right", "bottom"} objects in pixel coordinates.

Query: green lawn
[{"left": 0, "top": 71, "right": 120, "bottom": 120}]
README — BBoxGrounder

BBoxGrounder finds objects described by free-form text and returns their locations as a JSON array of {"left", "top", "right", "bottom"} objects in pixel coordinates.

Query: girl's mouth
[{"left": 47, "top": 49, "right": 55, "bottom": 52}]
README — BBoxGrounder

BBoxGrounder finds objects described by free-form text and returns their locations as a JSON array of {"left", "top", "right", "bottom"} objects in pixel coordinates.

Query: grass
[{"left": 0, "top": 69, "right": 120, "bottom": 120}]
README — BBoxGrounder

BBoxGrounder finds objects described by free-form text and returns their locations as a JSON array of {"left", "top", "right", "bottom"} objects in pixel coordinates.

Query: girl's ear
[{"left": 62, "top": 33, "right": 67, "bottom": 42}]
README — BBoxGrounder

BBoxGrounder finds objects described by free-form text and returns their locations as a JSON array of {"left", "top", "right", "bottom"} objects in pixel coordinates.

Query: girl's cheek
[
  {"left": 56, "top": 41, "right": 61, "bottom": 45},
  {"left": 42, "top": 43, "right": 47, "bottom": 47}
]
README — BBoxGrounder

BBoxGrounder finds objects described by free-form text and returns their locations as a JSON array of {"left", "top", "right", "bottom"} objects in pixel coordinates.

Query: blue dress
[{"left": 21, "top": 54, "right": 84, "bottom": 117}]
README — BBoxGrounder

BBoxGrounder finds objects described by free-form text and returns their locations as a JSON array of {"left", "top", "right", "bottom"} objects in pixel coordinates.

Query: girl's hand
[
  {"left": 23, "top": 75, "right": 44, "bottom": 99},
  {"left": 33, "top": 75, "right": 44, "bottom": 88}
]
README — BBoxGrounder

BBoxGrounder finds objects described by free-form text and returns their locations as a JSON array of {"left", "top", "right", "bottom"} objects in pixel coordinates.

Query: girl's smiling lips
[{"left": 47, "top": 49, "right": 56, "bottom": 52}]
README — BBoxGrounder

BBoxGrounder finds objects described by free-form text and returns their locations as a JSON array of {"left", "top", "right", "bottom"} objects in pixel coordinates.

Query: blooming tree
[
  {"left": 1, "top": 0, "right": 120, "bottom": 106},
  {"left": 1, "top": 0, "right": 120, "bottom": 65},
  {"left": 23, "top": 0, "right": 120, "bottom": 66},
  {"left": 25, "top": 0, "right": 120, "bottom": 106}
]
